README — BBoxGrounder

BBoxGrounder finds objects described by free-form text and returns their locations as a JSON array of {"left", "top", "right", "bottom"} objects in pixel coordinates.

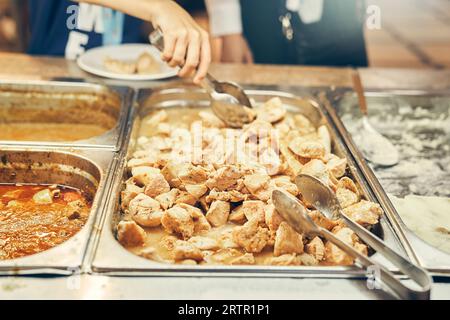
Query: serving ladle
[
  {"left": 351, "top": 70, "right": 399, "bottom": 167},
  {"left": 149, "top": 29, "right": 254, "bottom": 128},
  {"left": 272, "top": 174, "right": 432, "bottom": 300}
]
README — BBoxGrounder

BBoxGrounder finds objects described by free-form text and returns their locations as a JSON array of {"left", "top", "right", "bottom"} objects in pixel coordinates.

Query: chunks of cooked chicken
[
  {"left": 274, "top": 222, "right": 304, "bottom": 256},
  {"left": 238, "top": 200, "right": 266, "bottom": 223},
  {"left": 143, "top": 172, "right": 170, "bottom": 198},
  {"left": 206, "top": 165, "right": 245, "bottom": 191},
  {"left": 343, "top": 200, "right": 383, "bottom": 226},
  {"left": 324, "top": 227, "right": 368, "bottom": 265},
  {"left": 308, "top": 210, "right": 338, "bottom": 231},
  {"left": 256, "top": 97, "right": 286, "bottom": 123},
  {"left": 161, "top": 205, "right": 195, "bottom": 240},
  {"left": 117, "top": 221, "right": 146, "bottom": 246},
  {"left": 119, "top": 100, "right": 381, "bottom": 267},
  {"left": 173, "top": 240, "right": 204, "bottom": 261},
  {"left": 243, "top": 173, "right": 271, "bottom": 201},
  {"left": 128, "top": 193, "right": 163, "bottom": 227},
  {"left": 233, "top": 218, "right": 270, "bottom": 253},
  {"left": 188, "top": 236, "right": 220, "bottom": 250},
  {"left": 305, "top": 236, "right": 325, "bottom": 261},
  {"left": 178, "top": 203, "right": 211, "bottom": 234},
  {"left": 289, "top": 138, "right": 325, "bottom": 159},
  {"left": 206, "top": 200, "right": 230, "bottom": 227},
  {"left": 264, "top": 203, "right": 284, "bottom": 232}
]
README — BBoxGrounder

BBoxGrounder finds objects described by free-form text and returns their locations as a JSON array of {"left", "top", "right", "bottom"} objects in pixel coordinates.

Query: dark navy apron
[{"left": 240, "top": 0, "right": 368, "bottom": 67}]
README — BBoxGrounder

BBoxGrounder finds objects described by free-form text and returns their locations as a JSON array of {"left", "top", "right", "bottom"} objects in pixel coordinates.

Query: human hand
[{"left": 149, "top": 0, "right": 211, "bottom": 83}]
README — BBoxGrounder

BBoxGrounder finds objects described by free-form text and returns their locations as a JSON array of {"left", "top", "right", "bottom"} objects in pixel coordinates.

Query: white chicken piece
[
  {"left": 155, "top": 188, "right": 179, "bottom": 210},
  {"left": 178, "top": 203, "right": 211, "bottom": 234},
  {"left": 256, "top": 97, "right": 287, "bottom": 123},
  {"left": 274, "top": 222, "right": 304, "bottom": 256},
  {"left": 343, "top": 200, "right": 383, "bottom": 226},
  {"left": 243, "top": 120, "right": 273, "bottom": 140},
  {"left": 270, "top": 175, "right": 299, "bottom": 196},
  {"left": 206, "top": 188, "right": 248, "bottom": 203},
  {"left": 243, "top": 173, "right": 271, "bottom": 201},
  {"left": 161, "top": 205, "right": 195, "bottom": 240},
  {"left": 127, "top": 154, "right": 162, "bottom": 170},
  {"left": 305, "top": 236, "right": 325, "bottom": 261},
  {"left": 185, "top": 184, "right": 208, "bottom": 199},
  {"left": 233, "top": 218, "right": 270, "bottom": 253},
  {"left": 206, "top": 200, "right": 231, "bottom": 227},
  {"left": 128, "top": 193, "right": 163, "bottom": 227},
  {"left": 121, "top": 178, "right": 144, "bottom": 210},
  {"left": 203, "top": 248, "right": 243, "bottom": 265},
  {"left": 174, "top": 190, "right": 197, "bottom": 206},
  {"left": 239, "top": 200, "right": 266, "bottom": 223},
  {"left": 326, "top": 157, "right": 347, "bottom": 179},
  {"left": 206, "top": 165, "right": 245, "bottom": 191},
  {"left": 264, "top": 254, "right": 299, "bottom": 266},
  {"left": 228, "top": 205, "right": 247, "bottom": 224},
  {"left": 264, "top": 203, "right": 284, "bottom": 232},
  {"left": 230, "top": 253, "right": 256, "bottom": 265},
  {"left": 188, "top": 236, "right": 220, "bottom": 250},
  {"left": 173, "top": 240, "right": 204, "bottom": 261},
  {"left": 300, "top": 159, "right": 336, "bottom": 190},
  {"left": 324, "top": 227, "right": 368, "bottom": 265},
  {"left": 178, "top": 165, "right": 209, "bottom": 185},
  {"left": 308, "top": 210, "right": 338, "bottom": 231},
  {"left": 143, "top": 172, "right": 170, "bottom": 198},
  {"left": 199, "top": 111, "right": 226, "bottom": 128},
  {"left": 117, "top": 221, "right": 146, "bottom": 246},
  {"left": 288, "top": 138, "right": 325, "bottom": 159},
  {"left": 336, "top": 187, "right": 359, "bottom": 209},
  {"left": 280, "top": 142, "right": 303, "bottom": 176},
  {"left": 338, "top": 177, "right": 358, "bottom": 193},
  {"left": 317, "top": 125, "right": 331, "bottom": 154},
  {"left": 131, "top": 166, "right": 161, "bottom": 186}
]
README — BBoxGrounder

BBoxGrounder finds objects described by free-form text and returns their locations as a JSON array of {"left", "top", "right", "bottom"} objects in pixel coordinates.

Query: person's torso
[{"left": 27, "top": 0, "right": 145, "bottom": 59}]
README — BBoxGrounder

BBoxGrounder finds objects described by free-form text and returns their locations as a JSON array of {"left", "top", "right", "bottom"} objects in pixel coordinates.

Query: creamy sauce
[
  {"left": 0, "top": 123, "right": 108, "bottom": 142},
  {"left": 390, "top": 194, "right": 450, "bottom": 254},
  {"left": 0, "top": 184, "right": 91, "bottom": 260}
]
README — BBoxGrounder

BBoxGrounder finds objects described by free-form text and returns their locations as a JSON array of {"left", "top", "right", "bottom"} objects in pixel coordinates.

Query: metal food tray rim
[
  {"left": 321, "top": 87, "right": 450, "bottom": 276},
  {"left": 0, "top": 79, "right": 135, "bottom": 151},
  {"left": 0, "top": 146, "right": 118, "bottom": 275},
  {"left": 89, "top": 84, "right": 408, "bottom": 278}
]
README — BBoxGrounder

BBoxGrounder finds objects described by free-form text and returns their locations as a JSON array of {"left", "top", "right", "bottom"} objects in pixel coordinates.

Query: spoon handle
[
  {"left": 320, "top": 228, "right": 430, "bottom": 300},
  {"left": 351, "top": 69, "right": 368, "bottom": 116},
  {"left": 340, "top": 212, "right": 432, "bottom": 295}
]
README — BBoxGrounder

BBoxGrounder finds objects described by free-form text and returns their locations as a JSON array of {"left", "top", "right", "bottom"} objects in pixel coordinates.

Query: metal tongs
[
  {"left": 149, "top": 29, "right": 254, "bottom": 128},
  {"left": 272, "top": 174, "right": 432, "bottom": 300}
]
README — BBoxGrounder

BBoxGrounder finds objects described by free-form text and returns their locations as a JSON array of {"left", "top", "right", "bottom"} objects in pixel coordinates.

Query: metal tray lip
[
  {"left": 0, "top": 146, "right": 116, "bottom": 275},
  {"left": 0, "top": 79, "right": 135, "bottom": 151},
  {"left": 323, "top": 87, "right": 450, "bottom": 273},
  {"left": 89, "top": 84, "right": 407, "bottom": 276}
]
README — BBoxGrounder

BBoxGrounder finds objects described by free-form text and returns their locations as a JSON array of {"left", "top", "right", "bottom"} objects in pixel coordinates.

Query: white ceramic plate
[{"left": 77, "top": 44, "right": 178, "bottom": 80}]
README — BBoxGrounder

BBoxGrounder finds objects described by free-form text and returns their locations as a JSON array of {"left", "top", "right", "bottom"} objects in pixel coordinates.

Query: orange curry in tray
[{"left": 0, "top": 184, "right": 91, "bottom": 260}]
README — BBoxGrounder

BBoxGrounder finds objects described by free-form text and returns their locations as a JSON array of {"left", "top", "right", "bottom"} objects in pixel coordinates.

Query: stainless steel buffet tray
[
  {"left": 90, "top": 83, "right": 407, "bottom": 277},
  {"left": 321, "top": 88, "right": 450, "bottom": 276},
  {"left": 0, "top": 146, "right": 116, "bottom": 275},
  {"left": 0, "top": 80, "right": 133, "bottom": 150}
]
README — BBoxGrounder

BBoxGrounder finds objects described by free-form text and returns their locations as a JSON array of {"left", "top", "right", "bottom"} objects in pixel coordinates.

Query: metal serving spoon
[
  {"left": 276, "top": 174, "right": 431, "bottom": 300},
  {"left": 149, "top": 29, "right": 254, "bottom": 128},
  {"left": 351, "top": 70, "right": 399, "bottom": 166}
]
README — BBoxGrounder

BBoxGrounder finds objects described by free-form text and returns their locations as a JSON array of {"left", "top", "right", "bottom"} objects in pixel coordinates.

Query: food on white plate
[
  {"left": 117, "top": 98, "right": 383, "bottom": 266},
  {"left": 103, "top": 52, "right": 160, "bottom": 75}
]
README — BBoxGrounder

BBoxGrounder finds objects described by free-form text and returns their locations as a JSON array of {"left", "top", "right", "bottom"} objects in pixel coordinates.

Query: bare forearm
[{"left": 71, "top": 0, "right": 165, "bottom": 22}]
